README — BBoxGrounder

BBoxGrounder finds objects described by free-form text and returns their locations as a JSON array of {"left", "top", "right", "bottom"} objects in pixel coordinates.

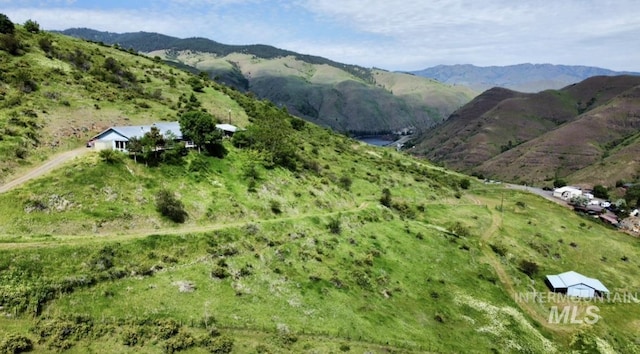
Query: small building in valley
[
  {"left": 545, "top": 271, "right": 609, "bottom": 298},
  {"left": 552, "top": 186, "right": 582, "bottom": 201}
]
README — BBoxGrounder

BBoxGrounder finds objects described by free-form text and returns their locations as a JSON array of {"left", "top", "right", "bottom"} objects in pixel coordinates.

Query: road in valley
[{"left": 504, "top": 183, "right": 570, "bottom": 208}]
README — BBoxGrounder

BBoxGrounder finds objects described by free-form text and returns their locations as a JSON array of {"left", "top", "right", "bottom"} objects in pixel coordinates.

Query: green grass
[
  {"left": 1, "top": 139, "right": 638, "bottom": 352},
  {"left": 1, "top": 24, "right": 639, "bottom": 354}
]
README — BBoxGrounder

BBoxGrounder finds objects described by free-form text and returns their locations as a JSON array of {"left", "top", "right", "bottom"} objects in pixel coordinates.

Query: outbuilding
[
  {"left": 552, "top": 186, "right": 582, "bottom": 201},
  {"left": 545, "top": 271, "right": 609, "bottom": 298}
]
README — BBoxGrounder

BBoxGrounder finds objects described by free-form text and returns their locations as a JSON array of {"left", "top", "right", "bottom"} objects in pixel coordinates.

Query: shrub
[
  {"left": 269, "top": 200, "right": 282, "bottom": 214},
  {"left": 155, "top": 319, "right": 180, "bottom": 340},
  {"left": 490, "top": 243, "right": 507, "bottom": 257},
  {"left": 155, "top": 189, "right": 188, "bottom": 223},
  {"left": 24, "top": 19, "right": 40, "bottom": 33},
  {"left": 519, "top": 260, "right": 539, "bottom": 278},
  {"left": 15, "top": 70, "right": 38, "bottom": 93},
  {"left": 338, "top": 175, "right": 352, "bottom": 190},
  {"left": 120, "top": 327, "right": 143, "bottom": 346},
  {"left": 34, "top": 315, "right": 94, "bottom": 351},
  {"left": 207, "top": 335, "right": 234, "bottom": 353},
  {"left": 449, "top": 222, "right": 471, "bottom": 237},
  {"left": 99, "top": 149, "right": 124, "bottom": 164},
  {"left": 290, "top": 117, "right": 306, "bottom": 130},
  {"left": 553, "top": 178, "right": 567, "bottom": 188},
  {"left": 327, "top": 217, "right": 341, "bottom": 234},
  {"left": 0, "top": 334, "right": 33, "bottom": 353},
  {"left": 210, "top": 266, "right": 230, "bottom": 279},
  {"left": 162, "top": 331, "right": 195, "bottom": 353},
  {"left": 0, "top": 13, "right": 15, "bottom": 34},
  {"left": 0, "top": 33, "right": 21, "bottom": 55},
  {"left": 380, "top": 188, "right": 392, "bottom": 207},
  {"left": 592, "top": 185, "right": 608, "bottom": 199},
  {"left": 459, "top": 178, "right": 470, "bottom": 190}
]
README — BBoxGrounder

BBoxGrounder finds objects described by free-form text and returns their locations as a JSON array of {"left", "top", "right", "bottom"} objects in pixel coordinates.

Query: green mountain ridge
[
  {"left": 59, "top": 28, "right": 476, "bottom": 134},
  {"left": 0, "top": 21, "right": 639, "bottom": 353}
]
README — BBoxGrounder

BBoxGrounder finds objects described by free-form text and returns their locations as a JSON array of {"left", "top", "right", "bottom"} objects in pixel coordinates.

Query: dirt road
[
  {"left": 0, "top": 147, "right": 90, "bottom": 194},
  {"left": 504, "top": 183, "right": 570, "bottom": 208}
]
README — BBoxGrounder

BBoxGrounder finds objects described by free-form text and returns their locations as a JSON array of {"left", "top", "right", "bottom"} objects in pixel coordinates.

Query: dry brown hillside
[{"left": 412, "top": 75, "right": 640, "bottom": 186}]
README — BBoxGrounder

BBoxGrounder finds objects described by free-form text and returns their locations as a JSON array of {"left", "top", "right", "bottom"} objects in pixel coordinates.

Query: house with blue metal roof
[
  {"left": 545, "top": 271, "right": 609, "bottom": 298},
  {"left": 90, "top": 121, "right": 237, "bottom": 151}
]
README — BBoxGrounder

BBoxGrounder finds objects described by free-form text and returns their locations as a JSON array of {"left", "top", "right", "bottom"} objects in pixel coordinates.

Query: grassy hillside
[
  {"left": 60, "top": 28, "right": 477, "bottom": 134},
  {"left": 144, "top": 50, "right": 475, "bottom": 134},
  {"left": 412, "top": 76, "right": 640, "bottom": 186},
  {"left": 0, "top": 25, "right": 249, "bottom": 183},
  {"left": 1, "top": 23, "right": 639, "bottom": 354}
]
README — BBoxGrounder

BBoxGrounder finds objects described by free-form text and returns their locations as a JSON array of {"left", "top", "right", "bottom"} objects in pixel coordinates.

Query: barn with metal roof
[{"left": 545, "top": 271, "right": 609, "bottom": 298}]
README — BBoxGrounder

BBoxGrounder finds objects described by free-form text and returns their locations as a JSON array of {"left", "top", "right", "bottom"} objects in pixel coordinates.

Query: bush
[
  {"left": 24, "top": 19, "right": 40, "bottom": 33},
  {"left": 99, "top": 149, "right": 124, "bottom": 164},
  {"left": 0, "top": 13, "right": 15, "bottom": 34},
  {"left": 380, "top": 188, "right": 392, "bottom": 207},
  {"left": 0, "top": 334, "right": 33, "bottom": 353},
  {"left": 210, "top": 266, "right": 230, "bottom": 279},
  {"left": 269, "top": 200, "right": 282, "bottom": 214},
  {"left": 207, "top": 335, "right": 234, "bottom": 353},
  {"left": 490, "top": 243, "right": 507, "bottom": 257},
  {"left": 449, "top": 222, "right": 471, "bottom": 237},
  {"left": 0, "top": 33, "right": 21, "bottom": 55},
  {"left": 34, "top": 315, "right": 94, "bottom": 351},
  {"left": 155, "top": 189, "right": 188, "bottom": 223},
  {"left": 338, "top": 175, "right": 352, "bottom": 190},
  {"left": 592, "top": 185, "right": 608, "bottom": 199},
  {"left": 459, "top": 178, "right": 470, "bottom": 190},
  {"left": 327, "top": 217, "right": 341, "bottom": 234},
  {"left": 553, "top": 178, "right": 567, "bottom": 188},
  {"left": 120, "top": 327, "right": 143, "bottom": 346},
  {"left": 162, "top": 331, "right": 195, "bottom": 353},
  {"left": 519, "top": 260, "right": 539, "bottom": 278}
]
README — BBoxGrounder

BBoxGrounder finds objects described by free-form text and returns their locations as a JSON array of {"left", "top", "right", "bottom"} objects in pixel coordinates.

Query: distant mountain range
[
  {"left": 411, "top": 63, "right": 640, "bottom": 93},
  {"left": 59, "top": 28, "right": 475, "bottom": 134},
  {"left": 411, "top": 75, "right": 640, "bottom": 187}
]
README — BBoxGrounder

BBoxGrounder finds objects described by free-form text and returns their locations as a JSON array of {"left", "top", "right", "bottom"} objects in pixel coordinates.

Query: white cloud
[{"left": 3, "top": 0, "right": 640, "bottom": 71}]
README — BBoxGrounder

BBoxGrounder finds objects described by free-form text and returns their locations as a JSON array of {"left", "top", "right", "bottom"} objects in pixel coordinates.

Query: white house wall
[{"left": 93, "top": 140, "right": 113, "bottom": 151}]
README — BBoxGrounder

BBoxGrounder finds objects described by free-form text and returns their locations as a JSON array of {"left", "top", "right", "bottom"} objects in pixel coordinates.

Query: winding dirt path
[
  {"left": 478, "top": 197, "right": 570, "bottom": 334},
  {"left": 0, "top": 147, "right": 90, "bottom": 194}
]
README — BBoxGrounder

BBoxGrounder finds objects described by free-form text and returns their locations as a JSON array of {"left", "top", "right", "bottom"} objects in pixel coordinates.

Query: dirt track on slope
[
  {"left": 478, "top": 196, "right": 570, "bottom": 334},
  {"left": 0, "top": 147, "right": 89, "bottom": 194}
]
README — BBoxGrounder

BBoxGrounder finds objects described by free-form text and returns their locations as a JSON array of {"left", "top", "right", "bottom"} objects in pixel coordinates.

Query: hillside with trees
[
  {"left": 59, "top": 28, "right": 476, "bottom": 134},
  {"left": 0, "top": 16, "right": 639, "bottom": 353}
]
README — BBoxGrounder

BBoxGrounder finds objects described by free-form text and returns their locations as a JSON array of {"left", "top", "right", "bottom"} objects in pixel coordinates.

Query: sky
[{"left": 2, "top": 0, "right": 640, "bottom": 72}]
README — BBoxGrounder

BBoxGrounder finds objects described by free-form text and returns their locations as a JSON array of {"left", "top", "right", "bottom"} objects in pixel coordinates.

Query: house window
[{"left": 115, "top": 141, "right": 127, "bottom": 151}]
